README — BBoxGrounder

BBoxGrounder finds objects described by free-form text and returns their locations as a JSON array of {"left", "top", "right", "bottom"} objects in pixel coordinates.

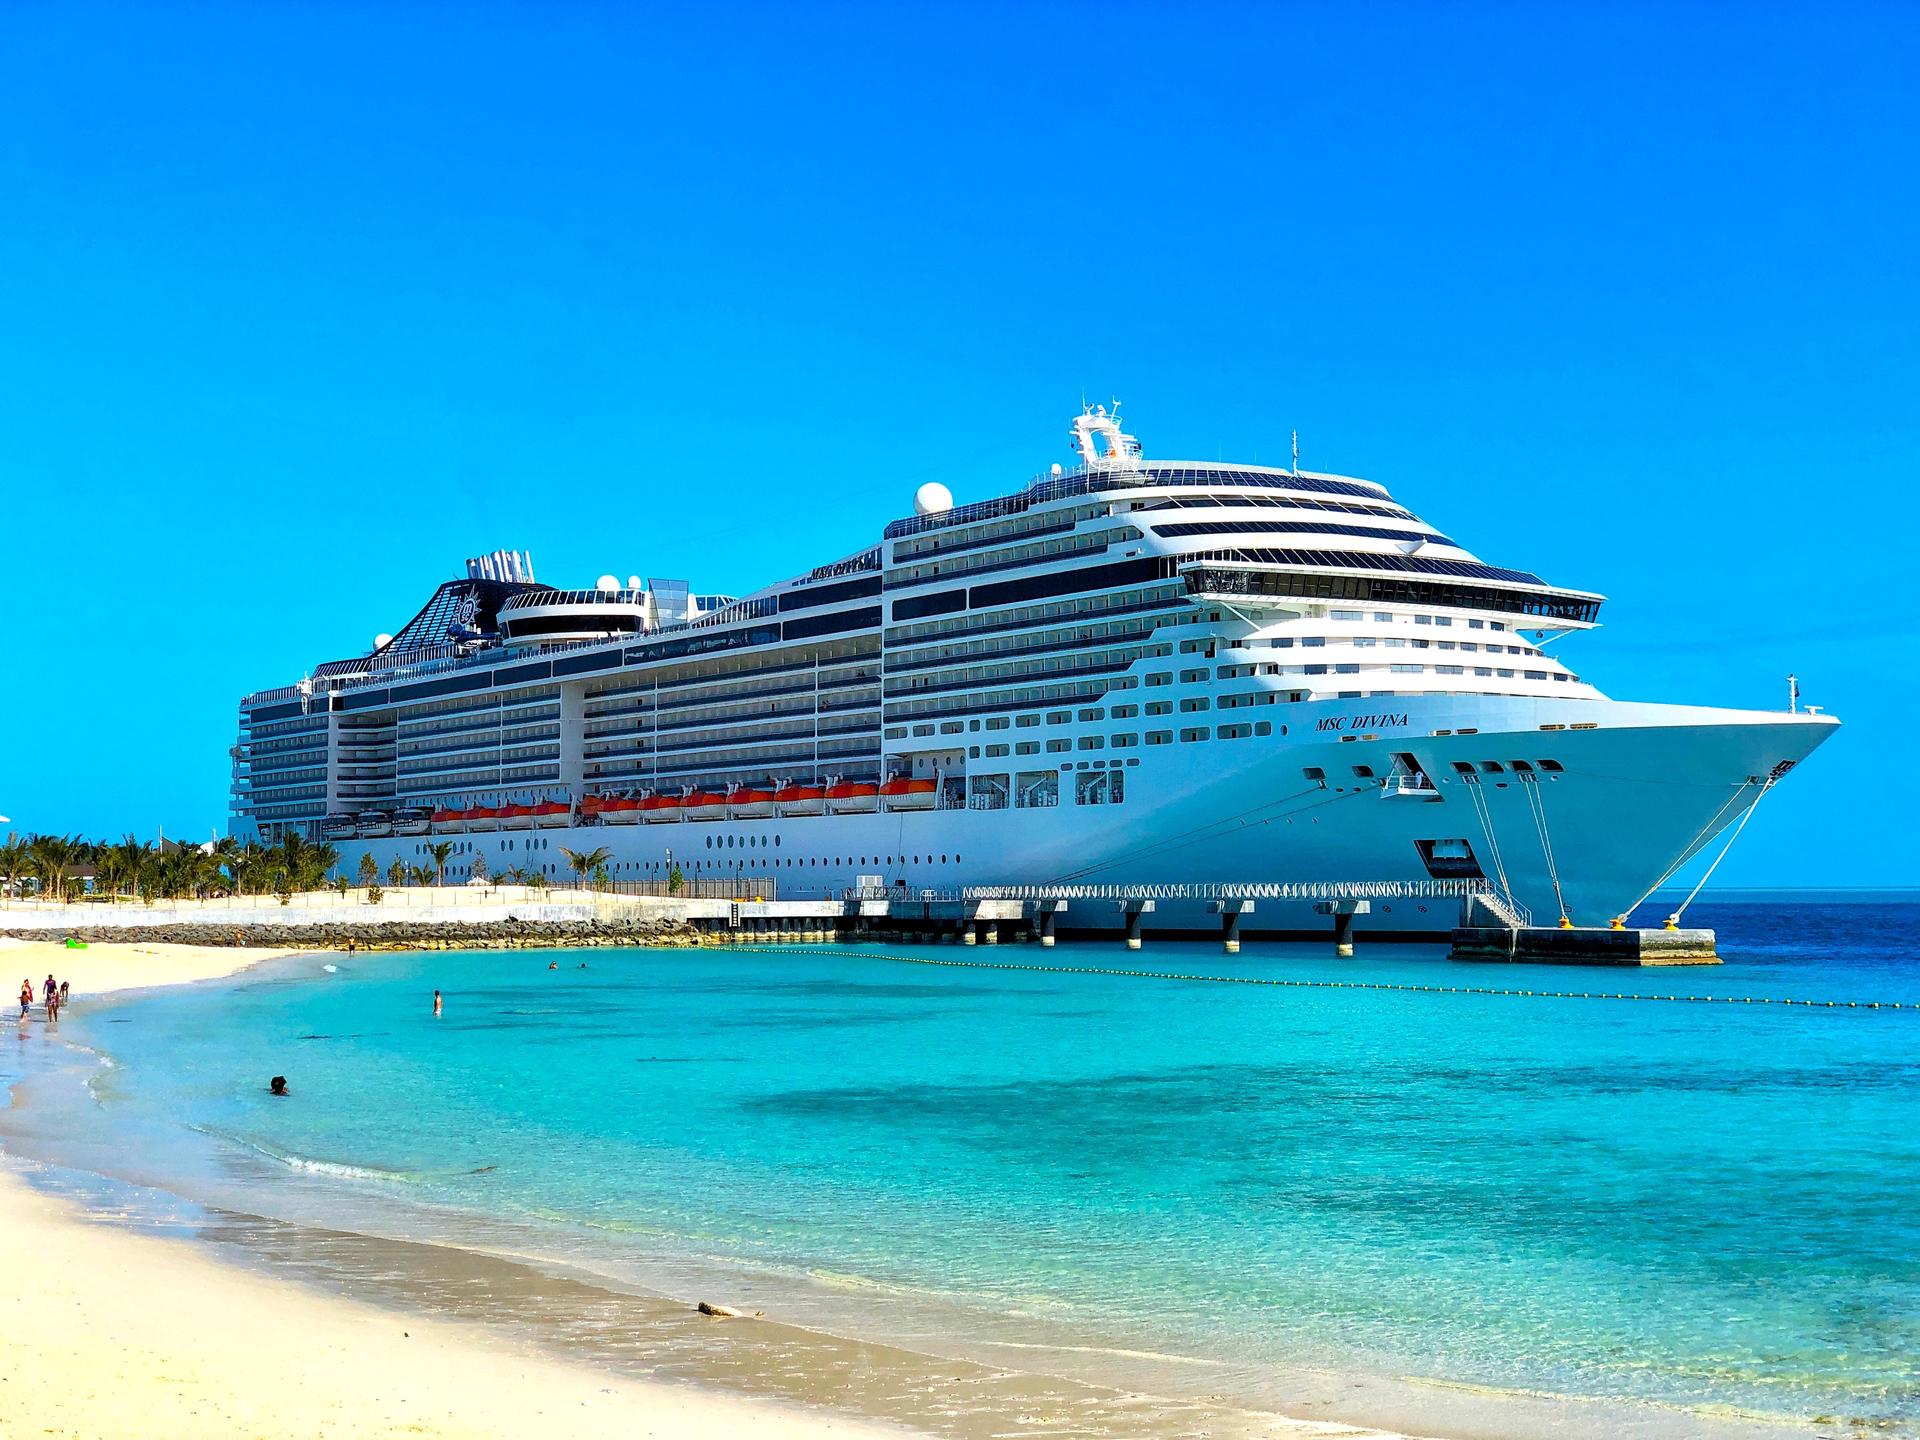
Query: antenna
[
  {"left": 1291, "top": 429, "right": 1300, "bottom": 476},
  {"left": 1787, "top": 673, "right": 1799, "bottom": 713}
]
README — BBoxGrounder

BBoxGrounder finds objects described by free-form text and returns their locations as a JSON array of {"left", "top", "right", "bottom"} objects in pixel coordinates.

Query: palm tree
[
  {"left": 107, "top": 835, "right": 151, "bottom": 903},
  {"left": 27, "top": 834, "right": 79, "bottom": 902},
  {"left": 559, "top": 845, "right": 611, "bottom": 891},
  {"left": 427, "top": 841, "right": 456, "bottom": 886},
  {"left": 0, "top": 835, "right": 29, "bottom": 899}
]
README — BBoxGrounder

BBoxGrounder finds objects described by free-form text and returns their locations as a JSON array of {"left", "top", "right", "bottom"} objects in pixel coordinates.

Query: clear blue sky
[{"left": 1, "top": 2, "right": 1913, "bottom": 883}]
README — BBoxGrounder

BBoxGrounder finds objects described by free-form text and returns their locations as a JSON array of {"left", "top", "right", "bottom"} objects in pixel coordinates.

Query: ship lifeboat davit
[
  {"left": 639, "top": 792, "right": 681, "bottom": 823},
  {"left": 602, "top": 795, "right": 645, "bottom": 825},
  {"left": 880, "top": 777, "right": 937, "bottom": 811},
  {"left": 683, "top": 789, "right": 727, "bottom": 821},
  {"left": 728, "top": 786, "right": 776, "bottom": 818},
  {"left": 773, "top": 782, "right": 825, "bottom": 816},
  {"left": 824, "top": 780, "right": 879, "bottom": 814}
]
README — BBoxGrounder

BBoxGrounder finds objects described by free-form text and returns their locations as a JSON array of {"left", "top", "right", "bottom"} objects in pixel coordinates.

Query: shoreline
[
  {"left": 0, "top": 938, "right": 917, "bottom": 1439},
  {"left": 0, "top": 939, "right": 1852, "bottom": 1440}
]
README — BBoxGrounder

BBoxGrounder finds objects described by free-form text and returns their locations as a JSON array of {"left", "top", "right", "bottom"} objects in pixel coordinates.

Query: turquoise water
[{"left": 8, "top": 903, "right": 1920, "bottom": 1434}]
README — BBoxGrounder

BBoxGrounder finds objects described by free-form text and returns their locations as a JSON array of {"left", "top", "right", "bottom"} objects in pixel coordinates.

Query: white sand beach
[
  {"left": 0, "top": 937, "right": 294, "bottom": 998},
  {"left": 0, "top": 939, "right": 907, "bottom": 1439}
]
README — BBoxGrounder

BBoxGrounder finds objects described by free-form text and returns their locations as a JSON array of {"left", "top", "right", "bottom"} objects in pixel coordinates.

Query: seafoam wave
[{"left": 195, "top": 1127, "right": 432, "bottom": 1184}]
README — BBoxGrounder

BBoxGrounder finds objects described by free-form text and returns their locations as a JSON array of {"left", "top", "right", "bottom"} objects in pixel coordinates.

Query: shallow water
[{"left": 5, "top": 901, "right": 1918, "bottom": 1436}]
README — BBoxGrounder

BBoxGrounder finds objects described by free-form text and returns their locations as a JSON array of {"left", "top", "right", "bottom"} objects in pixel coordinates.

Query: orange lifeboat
[
  {"left": 880, "top": 776, "right": 937, "bottom": 811},
  {"left": 824, "top": 780, "right": 879, "bottom": 814},
  {"left": 773, "top": 782, "right": 825, "bottom": 816},
  {"left": 502, "top": 801, "right": 535, "bottom": 828},
  {"left": 533, "top": 799, "right": 570, "bottom": 826},
  {"left": 684, "top": 789, "right": 727, "bottom": 821},
  {"left": 467, "top": 804, "right": 499, "bottom": 828},
  {"left": 603, "top": 794, "right": 644, "bottom": 825},
  {"left": 639, "top": 793, "right": 681, "bottom": 823},
  {"left": 579, "top": 794, "right": 606, "bottom": 817},
  {"left": 729, "top": 786, "right": 776, "bottom": 818},
  {"left": 431, "top": 806, "right": 463, "bottom": 831}
]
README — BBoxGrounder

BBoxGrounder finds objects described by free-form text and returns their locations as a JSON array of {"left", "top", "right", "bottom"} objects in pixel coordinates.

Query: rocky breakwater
[{"left": 0, "top": 916, "right": 710, "bottom": 951}]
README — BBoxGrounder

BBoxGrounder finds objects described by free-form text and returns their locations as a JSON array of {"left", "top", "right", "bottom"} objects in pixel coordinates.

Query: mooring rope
[
  {"left": 749, "top": 947, "right": 1912, "bottom": 1011},
  {"left": 1616, "top": 779, "right": 1762, "bottom": 926},
  {"left": 1519, "top": 774, "right": 1569, "bottom": 924}
]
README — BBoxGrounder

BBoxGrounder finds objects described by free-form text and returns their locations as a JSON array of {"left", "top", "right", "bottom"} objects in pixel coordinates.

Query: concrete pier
[{"left": 1451, "top": 926, "right": 1720, "bottom": 965}]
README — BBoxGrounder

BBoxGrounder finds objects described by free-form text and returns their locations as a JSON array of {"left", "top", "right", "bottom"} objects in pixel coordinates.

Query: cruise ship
[{"left": 230, "top": 407, "right": 1837, "bottom": 931}]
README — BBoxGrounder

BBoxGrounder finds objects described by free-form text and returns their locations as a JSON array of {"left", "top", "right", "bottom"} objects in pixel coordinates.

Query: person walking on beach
[
  {"left": 20, "top": 979, "right": 33, "bottom": 1020},
  {"left": 44, "top": 975, "right": 57, "bottom": 1009},
  {"left": 58, "top": 980, "right": 69, "bottom": 1008},
  {"left": 433, "top": 989, "right": 443, "bottom": 1017}
]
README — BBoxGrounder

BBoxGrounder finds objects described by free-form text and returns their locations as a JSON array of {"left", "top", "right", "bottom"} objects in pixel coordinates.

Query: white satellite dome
[
  {"left": 595, "top": 574, "right": 620, "bottom": 593},
  {"left": 913, "top": 481, "right": 954, "bottom": 517},
  {"left": 627, "top": 575, "right": 643, "bottom": 590},
  {"left": 373, "top": 633, "right": 393, "bottom": 650}
]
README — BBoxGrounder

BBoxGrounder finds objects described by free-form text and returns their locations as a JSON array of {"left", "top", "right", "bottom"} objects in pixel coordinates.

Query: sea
[{"left": 3, "top": 894, "right": 1917, "bottom": 1439}]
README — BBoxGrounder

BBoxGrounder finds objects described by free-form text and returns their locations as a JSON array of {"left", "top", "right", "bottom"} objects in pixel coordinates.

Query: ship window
[
  {"left": 1111, "top": 704, "right": 1138, "bottom": 719},
  {"left": 1526, "top": 670, "right": 1548, "bottom": 680},
  {"left": 1111, "top": 732, "right": 1137, "bottom": 747},
  {"left": 1180, "top": 668, "right": 1208, "bottom": 683},
  {"left": 1352, "top": 765, "right": 1375, "bottom": 778},
  {"left": 986, "top": 743, "right": 1009, "bottom": 757},
  {"left": 1391, "top": 664, "right": 1421, "bottom": 674},
  {"left": 1437, "top": 665, "right": 1463, "bottom": 675},
  {"left": 1416, "top": 615, "right": 1432, "bottom": 625},
  {"left": 1331, "top": 609, "right": 1363, "bottom": 620},
  {"left": 1468, "top": 619, "right": 1485, "bottom": 629},
  {"left": 1336, "top": 664, "right": 1360, "bottom": 674},
  {"left": 1451, "top": 761, "right": 1475, "bottom": 774},
  {"left": 1146, "top": 730, "right": 1172, "bottom": 745},
  {"left": 1145, "top": 700, "right": 1172, "bottom": 716},
  {"left": 1046, "top": 739, "right": 1072, "bottom": 753},
  {"left": 1510, "top": 760, "right": 1533, "bottom": 772},
  {"left": 1179, "top": 697, "right": 1209, "bottom": 713},
  {"left": 1254, "top": 721, "right": 1272, "bottom": 735},
  {"left": 1305, "top": 664, "right": 1327, "bottom": 675},
  {"left": 1270, "top": 637, "right": 1294, "bottom": 648},
  {"left": 1301, "top": 637, "right": 1326, "bottom": 648},
  {"left": 1047, "top": 710, "right": 1071, "bottom": 724},
  {"left": 1538, "top": 759, "right": 1564, "bottom": 772},
  {"left": 912, "top": 724, "right": 934, "bottom": 737},
  {"left": 1077, "top": 735, "right": 1104, "bottom": 750},
  {"left": 1180, "top": 726, "right": 1210, "bottom": 743},
  {"left": 1016, "top": 714, "right": 1040, "bottom": 728},
  {"left": 1479, "top": 761, "right": 1504, "bottom": 773},
  {"left": 1218, "top": 723, "right": 1251, "bottom": 740},
  {"left": 1146, "top": 671, "right": 1173, "bottom": 686},
  {"left": 986, "top": 716, "right": 1010, "bottom": 730},
  {"left": 940, "top": 721, "right": 964, "bottom": 734},
  {"left": 1079, "top": 707, "right": 1104, "bottom": 721},
  {"left": 1304, "top": 767, "right": 1326, "bottom": 780}
]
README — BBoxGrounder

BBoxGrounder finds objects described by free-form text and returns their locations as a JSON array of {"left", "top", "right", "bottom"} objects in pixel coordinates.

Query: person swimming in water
[
  {"left": 433, "top": 989, "right": 443, "bottom": 1017},
  {"left": 269, "top": 1075, "right": 289, "bottom": 1096}
]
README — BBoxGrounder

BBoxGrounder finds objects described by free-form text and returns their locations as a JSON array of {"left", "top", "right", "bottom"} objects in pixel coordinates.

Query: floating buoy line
[{"left": 755, "top": 948, "right": 1911, "bottom": 1011}]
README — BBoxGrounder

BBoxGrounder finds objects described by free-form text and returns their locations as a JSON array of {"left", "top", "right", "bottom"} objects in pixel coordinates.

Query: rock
[{"left": 696, "top": 1300, "right": 739, "bottom": 1317}]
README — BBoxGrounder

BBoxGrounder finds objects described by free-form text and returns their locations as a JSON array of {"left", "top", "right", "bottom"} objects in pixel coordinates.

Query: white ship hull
[{"left": 341, "top": 694, "right": 1836, "bottom": 933}]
